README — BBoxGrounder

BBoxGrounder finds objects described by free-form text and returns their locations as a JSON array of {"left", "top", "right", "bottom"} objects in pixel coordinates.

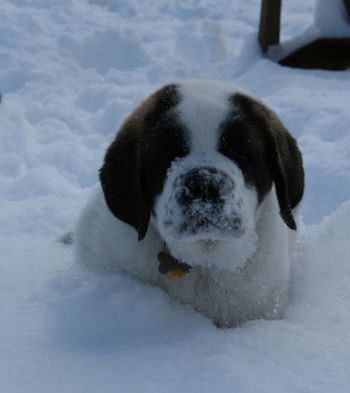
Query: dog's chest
[{"left": 156, "top": 263, "right": 284, "bottom": 327}]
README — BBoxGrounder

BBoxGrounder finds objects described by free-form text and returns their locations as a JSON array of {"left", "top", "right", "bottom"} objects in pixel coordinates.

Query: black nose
[{"left": 176, "top": 167, "right": 233, "bottom": 206}]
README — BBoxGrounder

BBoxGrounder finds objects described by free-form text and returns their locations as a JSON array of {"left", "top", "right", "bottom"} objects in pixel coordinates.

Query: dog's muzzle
[{"left": 171, "top": 166, "right": 244, "bottom": 237}]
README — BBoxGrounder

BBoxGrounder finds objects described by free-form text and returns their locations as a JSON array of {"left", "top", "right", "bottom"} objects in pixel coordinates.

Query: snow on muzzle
[{"left": 162, "top": 166, "right": 245, "bottom": 240}]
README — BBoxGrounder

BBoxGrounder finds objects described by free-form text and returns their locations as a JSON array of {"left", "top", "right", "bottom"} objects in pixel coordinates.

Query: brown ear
[
  {"left": 266, "top": 133, "right": 296, "bottom": 230},
  {"left": 265, "top": 124, "right": 304, "bottom": 231},
  {"left": 99, "top": 125, "right": 150, "bottom": 241},
  {"left": 99, "top": 84, "right": 181, "bottom": 241},
  {"left": 222, "top": 92, "right": 304, "bottom": 231}
]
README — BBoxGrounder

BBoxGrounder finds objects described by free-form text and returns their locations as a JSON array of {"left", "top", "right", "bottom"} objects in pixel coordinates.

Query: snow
[
  {"left": 314, "top": 0, "right": 350, "bottom": 36},
  {"left": 1, "top": 0, "right": 350, "bottom": 392}
]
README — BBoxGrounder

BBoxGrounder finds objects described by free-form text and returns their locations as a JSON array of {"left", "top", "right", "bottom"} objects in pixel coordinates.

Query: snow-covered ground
[{"left": 1, "top": 0, "right": 350, "bottom": 392}]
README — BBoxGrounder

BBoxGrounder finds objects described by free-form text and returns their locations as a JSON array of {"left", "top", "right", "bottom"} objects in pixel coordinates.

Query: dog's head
[{"left": 100, "top": 80, "right": 304, "bottom": 267}]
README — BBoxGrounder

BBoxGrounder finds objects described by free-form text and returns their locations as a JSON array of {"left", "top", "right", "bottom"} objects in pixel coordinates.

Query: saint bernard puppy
[{"left": 74, "top": 79, "right": 304, "bottom": 327}]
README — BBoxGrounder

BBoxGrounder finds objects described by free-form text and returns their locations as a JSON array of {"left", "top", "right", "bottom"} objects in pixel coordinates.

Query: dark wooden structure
[
  {"left": 258, "top": 0, "right": 281, "bottom": 53},
  {"left": 258, "top": 0, "right": 350, "bottom": 70}
]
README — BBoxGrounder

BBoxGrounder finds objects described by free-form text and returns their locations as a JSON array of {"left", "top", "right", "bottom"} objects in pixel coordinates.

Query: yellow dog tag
[
  {"left": 158, "top": 250, "right": 191, "bottom": 278},
  {"left": 167, "top": 270, "right": 186, "bottom": 279}
]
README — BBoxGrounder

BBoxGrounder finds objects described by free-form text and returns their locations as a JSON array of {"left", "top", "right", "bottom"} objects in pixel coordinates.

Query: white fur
[
  {"left": 176, "top": 80, "right": 233, "bottom": 153},
  {"left": 74, "top": 80, "right": 298, "bottom": 327}
]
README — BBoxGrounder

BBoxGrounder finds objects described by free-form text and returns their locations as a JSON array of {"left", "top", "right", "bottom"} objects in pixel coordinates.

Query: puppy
[{"left": 74, "top": 80, "right": 304, "bottom": 327}]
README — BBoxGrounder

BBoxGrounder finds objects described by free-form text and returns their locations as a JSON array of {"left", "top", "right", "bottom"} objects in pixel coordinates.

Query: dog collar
[{"left": 157, "top": 247, "right": 192, "bottom": 279}]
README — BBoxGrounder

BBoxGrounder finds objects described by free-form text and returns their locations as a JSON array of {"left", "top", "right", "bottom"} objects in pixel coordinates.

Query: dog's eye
[{"left": 229, "top": 146, "right": 250, "bottom": 162}]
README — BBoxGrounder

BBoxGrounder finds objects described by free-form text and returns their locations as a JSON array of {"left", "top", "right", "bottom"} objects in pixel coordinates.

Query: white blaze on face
[{"left": 176, "top": 79, "right": 239, "bottom": 154}]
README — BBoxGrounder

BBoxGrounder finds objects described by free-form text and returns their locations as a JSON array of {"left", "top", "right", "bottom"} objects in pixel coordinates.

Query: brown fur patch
[
  {"left": 99, "top": 84, "right": 189, "bottom": 240},
  {"left": 219, "top": 93, "right": 304, "bottom": 229}
]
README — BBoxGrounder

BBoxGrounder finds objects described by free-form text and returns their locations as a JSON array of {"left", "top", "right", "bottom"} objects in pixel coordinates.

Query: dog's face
[{"left": 100, "top": 80, "right": 304, "bottom": 268}]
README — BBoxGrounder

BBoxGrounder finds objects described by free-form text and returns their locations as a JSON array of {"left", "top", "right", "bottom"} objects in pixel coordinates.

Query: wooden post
[
  {"left": 343, "top": 0, "right": 350, "bottom": 19},
  {"left": 258, "top": 0, "right": 282, "bottom": 53}
]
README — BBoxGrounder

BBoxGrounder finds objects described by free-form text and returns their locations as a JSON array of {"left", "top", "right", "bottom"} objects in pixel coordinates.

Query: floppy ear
[
  {"left": 266, "top": 133, "right": 296, "bottom": 230},
  {"left": 99, "top": 84, "right": 181, "bottom": 241},
  {"left": 265, "top": 126, "right": 304, "bottom": 231},
  {"left": 224, "top": 92, "right": 304, "bottom": 231},
  {"left": 99, "top": 125, "right": 150, "bottom": 241}
]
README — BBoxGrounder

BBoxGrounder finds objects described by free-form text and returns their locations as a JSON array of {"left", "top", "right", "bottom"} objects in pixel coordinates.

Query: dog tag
[
  {"left": 167, "top": 270, "right": 186, "bottom": 279},
  {"left": 157, "top": 250, "right": 191, "bottom": 279}
]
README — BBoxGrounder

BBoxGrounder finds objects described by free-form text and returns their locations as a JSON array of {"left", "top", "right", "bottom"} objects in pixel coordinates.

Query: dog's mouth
[
  {"left": 198, "top": 238, "right": 220, "bottom": 249},
  {"left": 177, "top": 212, "right": 244, "bottom": 238}
]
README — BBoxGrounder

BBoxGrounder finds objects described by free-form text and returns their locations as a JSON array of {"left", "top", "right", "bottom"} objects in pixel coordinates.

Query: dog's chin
[
  {"left": 164, "top": 237, "right": 222, "bottom": 267},
  {"left": 197, "top": 238, "right": 220, "bottom": 250},
  {"left": 181, "top": 236, "right": 223, "bottom": 254},
  {"left": 161, "top": 229, "right": 257, "bottom": 272}
]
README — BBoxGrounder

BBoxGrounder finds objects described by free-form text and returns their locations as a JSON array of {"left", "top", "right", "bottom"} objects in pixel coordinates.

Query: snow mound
[
  {"left": 175, "top": 21, "right": 228, "bottom": 69},
  {"left": 87, "top": 0, "right": 137, "bottom": 17},
  {"left": 314, "top": 0, "right": 350, "bottom": 36},
  {"left": 73, "top": 30, "right": 150, "bottom": 73},
  {"left": 50, "top": 270, "right": 209, "bottom": 351},
  {"left": 2, "top": 200, "right": 350, "bottom": 392},
  {"left": 294, "top": 200, "right": 350, "bottom": 323}
]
